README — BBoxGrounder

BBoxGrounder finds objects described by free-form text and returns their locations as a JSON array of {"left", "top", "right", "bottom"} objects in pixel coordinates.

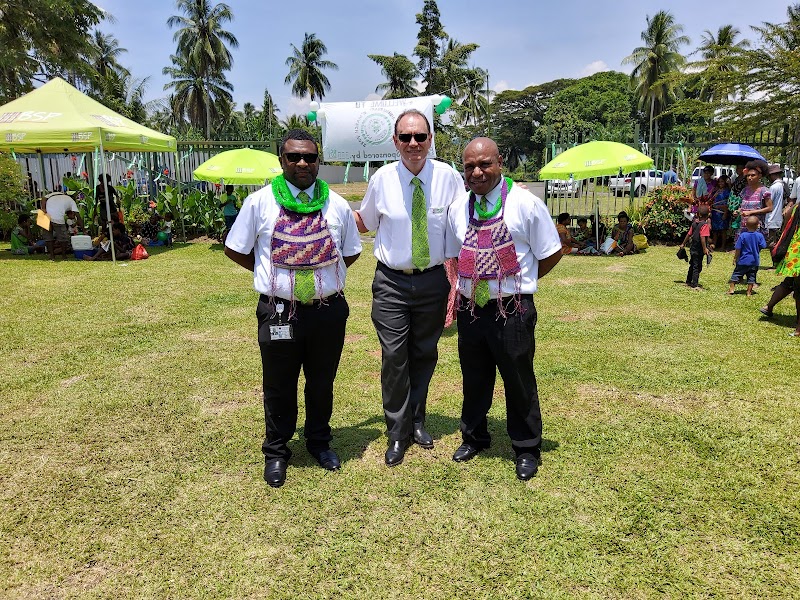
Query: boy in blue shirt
[{"left": 728, "top": 215, "right": 767, "bottom": 296}]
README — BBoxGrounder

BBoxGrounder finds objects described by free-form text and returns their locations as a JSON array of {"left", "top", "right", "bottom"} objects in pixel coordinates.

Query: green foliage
[
  {"left": 284, "top": 33, "right": 338, "bottom": 101},
  {"left": 0, "top": 0, "right": 103, "bottom": 103},
  {"left": 639, "top": 184, "right": 692, "bottom": 242},
  {"left": 542, "top": 71, "right": 637, "bottom": 143},
  {"left": 0, "top": 153, "right": 26, "bottom": 209},
  {"left": 0, "top": 211, "right": 17, "bottom": 239},
  {"left": 125, "top": 203, "right": 149, "bottom": 232}
]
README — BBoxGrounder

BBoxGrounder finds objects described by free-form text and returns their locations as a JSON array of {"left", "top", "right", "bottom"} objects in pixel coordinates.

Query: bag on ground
[{"left": 131, "top": 243, "right": 149, "bottom": 260}]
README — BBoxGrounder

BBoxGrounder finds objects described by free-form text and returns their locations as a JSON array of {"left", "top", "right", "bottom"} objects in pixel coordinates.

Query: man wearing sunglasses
[
  {"left": 225, "top": 129, "right": 362, "bottom": 487},
  {"left": 445, "top": 137, "right": 562, "bottom": 481},
  {"left": 355, "top": 109, "right": 464, "bottom": 467}
]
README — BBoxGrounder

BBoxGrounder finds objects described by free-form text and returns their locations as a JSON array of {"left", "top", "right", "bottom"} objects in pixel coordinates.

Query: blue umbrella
[{"left": 698, "top": 143, "right": 766, "bottom": 165}]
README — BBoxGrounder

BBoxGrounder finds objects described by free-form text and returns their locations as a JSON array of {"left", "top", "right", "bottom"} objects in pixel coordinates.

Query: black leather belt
[{"left": 378, "top": 262, "right": 444, "bottom": 276}]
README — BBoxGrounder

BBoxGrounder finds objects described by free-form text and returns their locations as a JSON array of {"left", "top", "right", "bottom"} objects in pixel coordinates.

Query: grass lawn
[{"left": 1, "top": 242, "right": 798, "bottom": 598}]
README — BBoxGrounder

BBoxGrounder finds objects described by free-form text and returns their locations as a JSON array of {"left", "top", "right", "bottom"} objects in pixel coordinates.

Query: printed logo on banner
[
  {"left": 105, "top": 133, "right": 116, "bottom": 141},
  {"left": 5, "top": 133, "right": 26, "bottom": 142},
  {"left": 140, "top": 135, "right": 149, "bottom": 144},
  {"left": 355, "top": 110, "right": 393, "bottom": 147},
  {"left": 71, "top": 132, "right": 93, "bottom": 141},
  {"left": 91, "top": 114, "right": 123, "bottom": 127},
  {"left": 0, "top": 111, "right": 61, "bottom": 123}
]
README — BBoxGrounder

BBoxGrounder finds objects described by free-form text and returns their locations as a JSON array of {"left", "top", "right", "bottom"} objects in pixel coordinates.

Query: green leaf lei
[
  {"left": 271, "top": 174, "right": 329, "bottom": 213},
  {"left": 473, "top": 177, "right": 513, "bottom": 219}
]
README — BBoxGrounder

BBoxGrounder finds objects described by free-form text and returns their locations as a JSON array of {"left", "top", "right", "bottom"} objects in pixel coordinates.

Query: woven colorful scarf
[
  {"left": 457, "top": 177, "right": 522, "bottom": 317},
  {"left": 269, "top": 180, "right": 341, "bottom": 308}
]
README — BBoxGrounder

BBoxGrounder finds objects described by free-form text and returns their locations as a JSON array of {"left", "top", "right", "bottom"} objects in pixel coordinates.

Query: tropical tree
[
  {"left": 455, "top": 67, "right": 491, "bottom": 129},
  {"left": 284, "top": 33, "right": 338, "bottom": 101},
  {"left": 436, "top": 38, "right": 479, "bottom": 99},
  {"left": 622, "top": 10, "right": 689, "bottom": 144},
  {"left": 693, "top": 25, "right": 750, "bottom": 103},
  {"left": 413, "top": 0, "right": 447, "bottom": 93},
  {"left": 0, "top": 0, "right": 104, "bottom": 102},
  {"left": 162, "top": 53, "right": 233, "bottom": 138},
  {"left": 88, "top": 31, "right": 130, "bottom": 81},
  {"left": 261, "top": 87, "right": 280, "bottom": 140},
  {"left": 167, "top": 0, "right": 239, "bottom": 74},
  {"left": 368, "top": 53, "right": 419, "bottom": 99}
]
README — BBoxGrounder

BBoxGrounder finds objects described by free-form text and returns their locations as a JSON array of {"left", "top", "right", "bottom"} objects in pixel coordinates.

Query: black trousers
[
  {"left": 257, "top": 294, "right": 349, "bottom": 461},
  {"left": 686, "top": 248, "right": 703, "bottom": 287},
  {"left": 371, "top": 263, "right": 449, "bottom": 441},
  {"left": 457, "top": 295, "right": 542, "bottom": 459}
]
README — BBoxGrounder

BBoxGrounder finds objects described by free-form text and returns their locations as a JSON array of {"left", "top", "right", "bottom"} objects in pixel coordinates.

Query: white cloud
[
  {"left": 492, "top": 79, "right": 510, "bottom": 94},
  {"left": 579, "top": 60, "right": 609, "bottom": 77},
  {"left": 286, "top": 94, "right": 311, "bottom": 117}
]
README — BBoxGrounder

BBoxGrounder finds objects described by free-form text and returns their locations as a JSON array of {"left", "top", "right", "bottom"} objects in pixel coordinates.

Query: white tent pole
[
  {"left": 594, "top": 186, "right": 600, "bottom": 249},
  {"left": 99, "top": 138, "right": 117, "bottom": 264}
]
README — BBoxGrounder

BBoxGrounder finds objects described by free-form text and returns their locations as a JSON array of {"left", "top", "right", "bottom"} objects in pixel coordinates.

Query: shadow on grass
[
  {"left": 289, "top": 411, "right": 559, "bottom": 467},
  {"left": 760, "top": 313, "right": 799, "bottom": 328}
]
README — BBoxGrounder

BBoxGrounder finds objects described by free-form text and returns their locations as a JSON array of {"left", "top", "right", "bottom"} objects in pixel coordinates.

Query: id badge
[{"left": 269, "top": 324, "right": 293, "bottom": 340}]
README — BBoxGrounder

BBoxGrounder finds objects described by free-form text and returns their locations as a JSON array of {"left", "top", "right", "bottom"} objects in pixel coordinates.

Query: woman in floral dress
[{"left": 760, "top": 203, "right": 800, "bottom": 337}]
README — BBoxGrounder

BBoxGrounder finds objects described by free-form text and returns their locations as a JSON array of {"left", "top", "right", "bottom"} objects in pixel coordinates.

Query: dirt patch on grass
[
  {"left": 345, "top": 334, "right": 366, "bottom": 343},
  {"left": 60, "top": 374, "right": 87, "bottom": 388},
  {"left": 570, "top": 384, "right": 707, "bottom": 416},
  {"left": 555, "top": 310, "right": 605, "bottom": 322},
  {"left": 553, "top": 277, "right": 607, "bottom": 286},
  {"left": 604, "top": 263, "right": 628, "bottom": 273}
]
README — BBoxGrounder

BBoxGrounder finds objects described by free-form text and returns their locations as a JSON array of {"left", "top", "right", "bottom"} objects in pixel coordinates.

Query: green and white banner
[{"left": 318, "top": 96, "right": 437, "bottom": 163}]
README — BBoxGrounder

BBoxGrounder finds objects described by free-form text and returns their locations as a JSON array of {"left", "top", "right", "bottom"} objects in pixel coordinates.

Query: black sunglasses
[
  {"left": 397, "top": 133, "right": 429, "bottom": 143},
  {"left": 283, "top": 152, "right": 319, "bottom": 163}
]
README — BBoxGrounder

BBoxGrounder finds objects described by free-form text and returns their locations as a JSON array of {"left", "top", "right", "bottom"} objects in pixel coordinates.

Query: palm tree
[
  {"left": 694, "top": 25, "right": 750, "bottom": 103},
  {"left": 458, "top": 67, "right": 491, "bottom": 128},
  {"left": 437, "top": 38, "right": 479, "bottom": 99},
  {"left": 88, "top": 31, "right": 130, "bottom": 80},
  {"left": 167, "top": 0, "right": 239, "bottom": 74},
  {"left": 622, "top": 10, "right": 689, "bottom": 144},
  {"left": 281, "top": 114, "right": 309, "bottom": 130},
  {"left": 284, "top": 33, "right": 339, "bottom": 101},
  {"left": 163, "top": 53, "right": 233, "bottom": 138},
  {"left": 368, "top": 53, "right": 419, "bottom": 99}
]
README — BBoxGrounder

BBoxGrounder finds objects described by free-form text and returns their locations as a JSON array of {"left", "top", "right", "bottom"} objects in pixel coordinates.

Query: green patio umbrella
[
  {"left": 193, "top": 148, "right": 282, "bottom": 185},
  {"left": 539, "top": 141, "right": 653, "bottom": 249},
  {"left": 539, "top": 141, "right": 653, "bottom": 180}
]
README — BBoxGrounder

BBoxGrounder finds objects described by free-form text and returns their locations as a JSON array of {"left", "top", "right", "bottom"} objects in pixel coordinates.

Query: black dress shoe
[
  {"left": 452, "top": 443, "right": 482, "bottom": 462},
  {"left": 412, "top": 424, "right": 433, "bottom": 449},
  {"left": 385, "top": 439, "right": 410, "bottom": 467},
  {"left": 313, "top": 449, "right": 341, "bottom": 471},
  {"left": 515, "top": 457, "right": 540, "bottom": 481},
  {"left": 264, "top": 458, "right": 287, "bottom": 488}
]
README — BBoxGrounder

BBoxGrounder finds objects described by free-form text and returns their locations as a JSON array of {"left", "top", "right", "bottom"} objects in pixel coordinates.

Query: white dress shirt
[
  {"left": 446, "top": 180, "right": 561, "bottom": 297},
  {"left": 359, "top": 159, "right": 464, "bottom": 270},
  {"left": 225, "top": 181, "right": 362, "bottom": 299}
]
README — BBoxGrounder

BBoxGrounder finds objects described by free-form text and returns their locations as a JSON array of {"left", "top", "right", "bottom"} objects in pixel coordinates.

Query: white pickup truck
[{"left": 608, "top": 169, "right": 666, "bottom": 197}]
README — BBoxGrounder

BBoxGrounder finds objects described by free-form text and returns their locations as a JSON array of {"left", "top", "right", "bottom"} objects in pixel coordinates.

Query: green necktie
[
  {"left": 411, "top": 176, "right": 430, "bottom": 270},
  {"left": 475, "top": 195, "right": 490, "bottom": 307},
  {"left": 294, "top": 191, "right": 315, "bottom": 303}
]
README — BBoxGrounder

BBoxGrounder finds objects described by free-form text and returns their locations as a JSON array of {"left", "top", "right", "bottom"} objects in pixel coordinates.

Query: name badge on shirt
[
  {"left": 269, "top": 324, "right": 293, "bottom": 340},
  {"left": 431, "top": 207, "right": 444, "bottom": 215}
]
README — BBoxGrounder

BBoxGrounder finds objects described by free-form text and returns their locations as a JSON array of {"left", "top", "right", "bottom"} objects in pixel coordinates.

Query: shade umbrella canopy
[
  {"left": 193, "top": 148, "right": 283, "bottom": 185},
  {"left": 539, "top": 141, "right": 654, "bottom": 179},
  {"left": 697, "top": 143, "right": 766, "bottom": 165},
  {"left": 0, "top": 77, "right": 175, "bottom": 153}
]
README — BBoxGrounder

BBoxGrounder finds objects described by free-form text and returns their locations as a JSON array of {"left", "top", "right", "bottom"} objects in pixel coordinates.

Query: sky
[{"left": 95, "top": 0, "right": 793, "bottom": 118}]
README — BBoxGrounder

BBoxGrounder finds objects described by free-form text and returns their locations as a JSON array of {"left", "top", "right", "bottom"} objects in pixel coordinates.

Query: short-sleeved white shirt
[
  {"left": 767, "top": 179, "right": 785, "bottom": 229},
  {"left": 446, "top": 180, "right": 561, "bottom": 297},
  {"left": 359, "top": 159, "right": 464, "bottom": 270},
  {"left": 45, "top": 193, "right": 78, "bottom": 224},
  {"left": 225, "top": 181, "right": 362, "bottom": 299}
]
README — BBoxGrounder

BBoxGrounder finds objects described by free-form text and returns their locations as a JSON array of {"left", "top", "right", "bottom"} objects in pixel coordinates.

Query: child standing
[
  {"left": 163, "top": 211, "right": 174, "bottom": 246},
  {"left": 728, "top": 215, "right": 767, "bottom": 296},
  {"left": 680, "top": 205, "right": 712, "bottom": 289}
]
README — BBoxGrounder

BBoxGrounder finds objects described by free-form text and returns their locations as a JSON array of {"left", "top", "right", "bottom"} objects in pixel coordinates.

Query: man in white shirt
[
  {"left": 445, "top": 137, "right": 562, "bottom": 481},
  {"left": 225, "top": 130, "right": 362, "bottom": 487},
  {"left": 41, "top": 191, "right": 80, "bottom": 260},
  {"left": 766, "top": 164, "right": 786, "bottom": 247},
  {"left": 355, "top": 109, "right": 464, "bottom": 467}
]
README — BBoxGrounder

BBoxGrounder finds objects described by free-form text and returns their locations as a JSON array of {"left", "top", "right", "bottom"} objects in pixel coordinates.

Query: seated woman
[
  {"left": 556, "top": 212, "right": 582, "bottom": 255},
  {"left": 612, "top": 211, "right": 637, "bottom": 256},
  {"left": 84, "top": 222, "right": 135, "bottom": 261}
]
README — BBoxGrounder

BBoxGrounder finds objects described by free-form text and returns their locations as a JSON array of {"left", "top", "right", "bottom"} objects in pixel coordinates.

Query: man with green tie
[
  {"left": 225, "top": 130, "right": 362, "bottom": 487},
  {"left": 355, "top": 109, "right": 464, "bottom": 467},
  {"left": 445, "top": 137, "right": 562, "bottom": 480}
]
